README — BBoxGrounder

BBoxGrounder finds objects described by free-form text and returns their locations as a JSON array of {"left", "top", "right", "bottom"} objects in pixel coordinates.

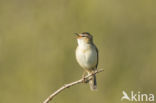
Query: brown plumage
[{"left": 75, "top": 32, "right": 98, "bottom": 90}]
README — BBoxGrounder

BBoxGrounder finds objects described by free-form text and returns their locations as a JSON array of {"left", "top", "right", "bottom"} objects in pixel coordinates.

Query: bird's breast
[{"left": 76, "top": 45, "right": 97, "bottom": 70}]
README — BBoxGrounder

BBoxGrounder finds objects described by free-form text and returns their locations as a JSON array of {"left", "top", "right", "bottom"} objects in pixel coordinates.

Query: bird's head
[{"left": 75, "top": 32, "right": 93, "bottom": 45}]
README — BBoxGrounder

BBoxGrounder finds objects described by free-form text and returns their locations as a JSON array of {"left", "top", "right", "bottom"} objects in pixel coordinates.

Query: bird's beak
[{"left": 74, "top": 33, "right": 80, "bottom": 37}]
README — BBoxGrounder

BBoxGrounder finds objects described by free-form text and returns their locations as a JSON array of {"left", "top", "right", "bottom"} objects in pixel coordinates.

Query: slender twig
[{"left": 43, "top": 69, "right": 104, "bottom": 103}]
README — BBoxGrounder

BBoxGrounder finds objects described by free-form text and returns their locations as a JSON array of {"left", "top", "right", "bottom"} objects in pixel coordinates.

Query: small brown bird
[{"left": 75, "top": 32, "right": 98, "bottom": 90}]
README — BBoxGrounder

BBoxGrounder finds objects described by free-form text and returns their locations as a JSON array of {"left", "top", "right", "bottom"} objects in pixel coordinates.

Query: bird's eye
[{"left": 81, "top": 36, "right": 86, "bottom": 37}]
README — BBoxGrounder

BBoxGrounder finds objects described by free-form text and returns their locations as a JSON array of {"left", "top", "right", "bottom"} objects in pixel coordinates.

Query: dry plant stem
[{"left": 43, "top": 69, "right": 104, "bottom": 103}]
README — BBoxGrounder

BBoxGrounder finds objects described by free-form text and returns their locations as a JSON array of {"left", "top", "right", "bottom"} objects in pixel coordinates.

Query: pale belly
[{"left": 76, "top": 46, "right": 97, "bottom": 71}]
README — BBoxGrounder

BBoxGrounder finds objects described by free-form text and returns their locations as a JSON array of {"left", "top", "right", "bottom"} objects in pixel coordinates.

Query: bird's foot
[
  {"left": 82, "top": 76, "right": 89, "bottom": 83},
  {"left": 82, "top": 71, "right": 89, "bottom": 83},
  {"left": 91, "top": 70, "right": 96, "bottom": 75}
]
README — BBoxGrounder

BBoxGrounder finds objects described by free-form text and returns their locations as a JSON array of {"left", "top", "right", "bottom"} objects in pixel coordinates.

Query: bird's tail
[{"left": 88, "top": 74, "right": 97, "bottom": 91}]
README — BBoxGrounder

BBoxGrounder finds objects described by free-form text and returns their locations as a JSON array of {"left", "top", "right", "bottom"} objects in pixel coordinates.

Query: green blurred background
[{"left": 0, "top": 0, "right": 156, "bottom": 103}]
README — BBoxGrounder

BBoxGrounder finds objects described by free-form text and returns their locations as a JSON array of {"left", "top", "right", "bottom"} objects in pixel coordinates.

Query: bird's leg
[
  {"left": 82, "top": 71, "right": 88, "bottom": 83},
  {"left": 91, "top": 70, "right": 95, "bottom": 75},
  {"left": 82, "top": 71, "right": 86, "bottom": 83}
]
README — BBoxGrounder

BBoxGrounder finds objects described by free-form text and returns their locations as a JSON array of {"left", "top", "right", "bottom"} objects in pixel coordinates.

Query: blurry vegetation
[{"left": 0, "top": 0, "right": 156, "bottom": 103}]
